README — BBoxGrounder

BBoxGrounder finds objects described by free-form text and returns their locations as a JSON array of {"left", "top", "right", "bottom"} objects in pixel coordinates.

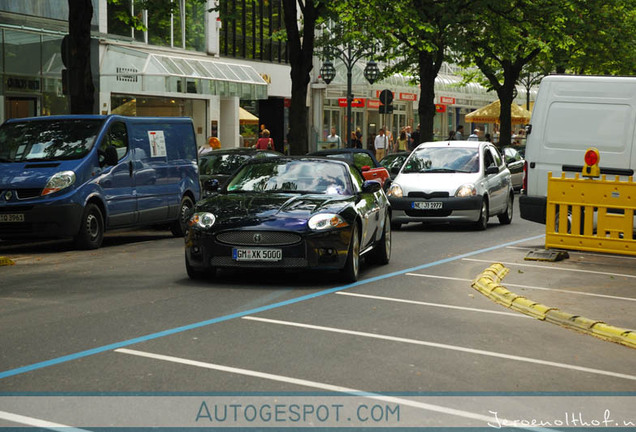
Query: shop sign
[
  {"left": 399, "top": 92, "right": 417, "bottom": 101},
  {"left": 367, "top": 99, "right": 381, "bottom": 109},
  {"left": 440, "top": 96, "right": 455, "bottom": 104},
  {"left": 6, "top": 76, "right": 40, "bottom": 92},
  {"left": 435, "top": 104, "right": 447, "bottom": 113},
  {"left": 338, "top": 98, "right": 365, "bottom": 108}
]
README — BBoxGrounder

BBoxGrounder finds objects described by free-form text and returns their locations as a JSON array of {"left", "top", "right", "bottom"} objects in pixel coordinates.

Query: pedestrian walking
[
  {"left": 326, "top": 127, "right": 342, "bottom": 148},
  {"left": 255, "top": 129, "right": 274, "bottom": 150},
  {"left": 374, "top": 128, "right": 388, "bottom": 161},
  {"left": 454, "top": 125, "right": 464, "bottom": 140}
]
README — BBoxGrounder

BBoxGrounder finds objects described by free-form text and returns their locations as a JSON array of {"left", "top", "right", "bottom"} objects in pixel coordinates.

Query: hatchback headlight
[
  {"left": 387, "top": 183, "right": 403, "bottom": 198},
  {"left": 456, "top": 184, "right": 477, "bottom": 197},
  {"left": 189, "top": 212, "right": 216, "bottom": 229},
  {"left": 308, "top": 213, "right": 349, "bottom": 231},
  {"left": 42, "top": 171, "right": 76, "bottom": 196}
]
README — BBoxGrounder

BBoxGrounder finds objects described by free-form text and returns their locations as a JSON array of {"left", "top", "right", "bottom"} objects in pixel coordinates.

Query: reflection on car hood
[
  {"left": 394, "top": 172, "right": 481, "bottom": 194},
  {"left": 195, "top": 192, "right": 350, "bottom": 225}
]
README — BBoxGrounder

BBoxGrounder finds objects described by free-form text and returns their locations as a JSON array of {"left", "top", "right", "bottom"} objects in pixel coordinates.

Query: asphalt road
[{"left": 2, "top": 198, "right": 635, "bottom": 429}]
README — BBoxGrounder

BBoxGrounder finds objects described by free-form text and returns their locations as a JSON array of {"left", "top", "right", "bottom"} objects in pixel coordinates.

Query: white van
[{"left": 520, "top": 75, "right": 636, "bottom": 225}]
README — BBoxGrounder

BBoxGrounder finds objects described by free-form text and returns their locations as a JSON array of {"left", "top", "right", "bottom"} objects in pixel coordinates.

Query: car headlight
[
  {"left": 189, "top": 212, "right": 216, "bottom": 229},
  {"left": 456, "top": 184, "right": 477, "bottom": 197},
  {"left": 308, "top": 213, "right": 349, "bottom": 231},
  {"left": 387, "top": 183, "right": 403, "bottom": 198},
  {"left": 42, "top": 171, "right": 76, "bottom": 196}
]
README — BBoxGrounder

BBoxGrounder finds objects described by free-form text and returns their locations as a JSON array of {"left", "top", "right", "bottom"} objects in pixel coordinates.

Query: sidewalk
[{"left": 471, "top": 240, "right": 636, "bottom": 349}]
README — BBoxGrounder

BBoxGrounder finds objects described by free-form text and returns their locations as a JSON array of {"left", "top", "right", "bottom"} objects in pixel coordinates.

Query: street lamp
[{"left": 320, "top": 44, "right": 381, "bottom": 148}]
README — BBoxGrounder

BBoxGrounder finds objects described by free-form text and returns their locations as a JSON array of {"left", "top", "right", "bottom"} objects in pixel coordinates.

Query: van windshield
[{"left": 0, "top": 119, "right": 104, "bottom": 163}]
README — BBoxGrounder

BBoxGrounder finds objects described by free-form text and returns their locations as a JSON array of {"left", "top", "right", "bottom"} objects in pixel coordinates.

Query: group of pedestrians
[{"left": 373, "top": 124, "right": 420, "bottom": 161}]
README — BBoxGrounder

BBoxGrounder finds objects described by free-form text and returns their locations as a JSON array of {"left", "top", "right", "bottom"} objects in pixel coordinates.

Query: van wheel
[
  {"left": 498, "top": 193, "right": 514, "bottom": 225},
  {"left": 474, "top": 199, "right": 488, "bottom": 231},
  {"left": 171, "top": 196, "right": 194, "bottom": 237},
  {"left": 74, "top": 204, "right": 104, "bottom": 250}
]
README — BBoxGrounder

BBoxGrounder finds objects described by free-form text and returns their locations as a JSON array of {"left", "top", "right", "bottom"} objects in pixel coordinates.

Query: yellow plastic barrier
[{"left": 546, "top": 172, "right": 636, "bottom": 255}]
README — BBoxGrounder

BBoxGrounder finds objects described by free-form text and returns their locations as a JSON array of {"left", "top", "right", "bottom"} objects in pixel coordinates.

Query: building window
[
  {"left": 220, "top": 0, "right": 287, "bottom": 63},
  {"left": 107, "top": 0, "right": 206, "bottom": 52}
]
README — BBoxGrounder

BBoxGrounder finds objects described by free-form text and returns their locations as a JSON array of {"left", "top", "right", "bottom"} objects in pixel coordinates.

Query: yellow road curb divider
[
  {"left": 0, "top": 256, "right": 15, "bottom": 266},
  {"left": 472, "top": 263, "right": 636, "bottom": 350}
]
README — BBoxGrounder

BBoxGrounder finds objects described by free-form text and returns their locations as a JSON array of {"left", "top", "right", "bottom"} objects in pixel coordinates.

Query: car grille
[
  {"left": 405, "top": 209, "right": 452, "bottom": 217},
  {"left": 0, "top": 189, "right": 42, "bottom": 200},
  {"left": 408, "top": 191, "right": 449, "bottom": 198},
  {"left": 216, "top": 231, "right": 302, "bottom": 246}
]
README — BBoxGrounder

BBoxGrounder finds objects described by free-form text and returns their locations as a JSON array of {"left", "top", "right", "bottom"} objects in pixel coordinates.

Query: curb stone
[{"left": 472, "top": 263, "right": 636, "bottom": 350}]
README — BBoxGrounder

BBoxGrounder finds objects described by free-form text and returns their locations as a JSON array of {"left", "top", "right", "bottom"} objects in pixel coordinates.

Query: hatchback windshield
[
  {"left": 402, "top": 147, "right": 479, "bottom": 174},
  {"left": 0, "top": 119, "right": 103, "bottom": 163},
  {"left": 226, "top": 160, "right": 350, "bottom": 195}
]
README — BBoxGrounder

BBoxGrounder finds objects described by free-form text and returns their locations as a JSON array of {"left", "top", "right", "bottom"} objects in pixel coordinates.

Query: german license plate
[
  {"left": 412, "top": 201, "right": 442, "bottom": 210},
  {"left": 232, "top": 248, "right": 282, "bottom": 262},
  {"left": 0, "top": 213, "right": 24, "bottom": 223}
]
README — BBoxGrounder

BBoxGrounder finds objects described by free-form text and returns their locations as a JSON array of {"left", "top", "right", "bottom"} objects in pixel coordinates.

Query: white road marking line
[
  {"left": 242, "top": 316, "right": 636, "bottom": 382},
  {"left": 506, "top": 245, "right": 636, "bottom": 260},
  {"left": 0, "top": 410, "right": 91, "bottom": 432},
  {"left": 335, "top": 291, "right": 530, "bottom": 318},
  {"left": 462, "top": 258, "right": 636, "bottom": 279},
  {"left": 114, "top": 348, "right": 555, "bottom": 430},
  {"left": 406, "top": 273, "right": 636, "bottom": 302}
]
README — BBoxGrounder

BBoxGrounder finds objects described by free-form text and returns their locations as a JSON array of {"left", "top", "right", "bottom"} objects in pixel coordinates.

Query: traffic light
[{"left": 582, "top": 148, "right": 600, "bottom": 178}]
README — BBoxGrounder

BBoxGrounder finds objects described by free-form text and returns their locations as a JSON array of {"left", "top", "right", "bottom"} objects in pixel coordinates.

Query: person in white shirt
[
  {"left": 374, "top": 128, "right": 388, "bottom": 161},
  {"left": 326, "top": 127, "right": 342, "bottom": 148},
  {"left": 468, "top": 128, "right": 480, "bottom": 141}
]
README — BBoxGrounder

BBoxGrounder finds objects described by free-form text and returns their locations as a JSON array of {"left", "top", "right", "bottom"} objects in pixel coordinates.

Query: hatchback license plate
[
  {"left": 232, "top": 248, "right": 282, "bottom": 262},
  {"left": 412, "top": 201, "right": 442, "bottom": 210},
  {"left": 0, "top": 213, "right": 24, "bottom": 223}
]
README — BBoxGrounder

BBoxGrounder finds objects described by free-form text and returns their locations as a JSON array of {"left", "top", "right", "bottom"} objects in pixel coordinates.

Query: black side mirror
[
  {"left": 485, "top": 166, "right": 499, "bottom": 175},
  {"left": 361, "top": 180, "right": 382, "bottom": 193},
  {"left": 204, "top": 178, "right": 220, "bottom": 193}
]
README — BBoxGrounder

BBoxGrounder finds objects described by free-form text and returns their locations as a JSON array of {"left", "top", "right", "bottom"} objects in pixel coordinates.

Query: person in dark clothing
[{"left": 410, "top": 124, "right": 420, "bottom": 150}]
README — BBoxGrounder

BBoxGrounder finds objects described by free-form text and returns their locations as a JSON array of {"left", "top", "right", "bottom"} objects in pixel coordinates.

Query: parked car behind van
[
  {"left": 0, "top": 115, "right": 200, "bottom": 249},
  {"left": 520, "top": 75, "right": 636, "bottom": 225}
]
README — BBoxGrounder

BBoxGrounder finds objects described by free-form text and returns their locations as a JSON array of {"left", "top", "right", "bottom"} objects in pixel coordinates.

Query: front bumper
[
  {"left": 0, "top": 202, "right": 83, "bottom": 239},
  {"left": 389, "top": 195, "right": 483, "bottom": 224},
  {"left": 185, "top": 227, "right": 352, "bottom": 272},
  {"left": 519, "top": 194, "right": 546, "bottom": 224}
]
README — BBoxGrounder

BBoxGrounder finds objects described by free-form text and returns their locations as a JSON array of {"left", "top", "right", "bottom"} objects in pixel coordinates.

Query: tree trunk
[
  {"left": 496, "top": 66, "right": 522, "bottom": 148},
  {"left": 417, "top": 49, "right": 444, "bottom": 143},
  {"left": 282, "top": 0, "right": 322, "bottom": 155},
  {"left": 66, "top": 0, "right": 95, "bottom": 114}
]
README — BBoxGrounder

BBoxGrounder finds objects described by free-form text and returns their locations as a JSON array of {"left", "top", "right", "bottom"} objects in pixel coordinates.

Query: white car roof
[{"left": 415, "top": 140, "right": 483, "bottom": 150}]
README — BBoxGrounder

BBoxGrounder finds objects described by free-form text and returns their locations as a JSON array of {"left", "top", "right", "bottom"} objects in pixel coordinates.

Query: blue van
[{"left": 0, "top": 115, "right": 200, "bottom": 249}]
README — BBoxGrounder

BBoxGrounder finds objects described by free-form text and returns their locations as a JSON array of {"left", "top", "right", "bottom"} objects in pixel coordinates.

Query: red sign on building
[
  {"left": 338, "top": 98, "right": 365, "bottom": 108},
  {"left": 435, "top": 104, "right": 447, "bottom": 113},
  {"left": 399, "top": 92, "right": 417, "bottom": 101},
  {"left": 440, "top": 96, "right": 455, "bottom": 104},
  {"left": 367, "top": 100, "right": 381, "bottom": 109}
]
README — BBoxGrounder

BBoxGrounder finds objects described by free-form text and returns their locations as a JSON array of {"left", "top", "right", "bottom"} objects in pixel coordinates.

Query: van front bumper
[
  {"left": 519, "top": 194, "right": 546, "bottom": 224},
  {"left": 0, "top": 203, "right": 83, "bottom": 239}
]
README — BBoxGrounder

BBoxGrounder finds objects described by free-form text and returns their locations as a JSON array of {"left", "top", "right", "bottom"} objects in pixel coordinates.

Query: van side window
[{"left": 103, "top": 122, "right": 128, "bottom": 160}]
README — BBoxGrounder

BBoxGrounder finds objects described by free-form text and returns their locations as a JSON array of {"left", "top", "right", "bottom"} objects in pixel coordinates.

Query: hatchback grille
[
  {"left": 216, "top": 231, "right": 302, "bottom": 246},
  {"left": 408, "top": 191, "right": 449, "bottom": 198}
]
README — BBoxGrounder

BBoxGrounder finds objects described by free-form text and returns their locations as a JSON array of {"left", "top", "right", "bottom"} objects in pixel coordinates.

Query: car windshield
[
  {"left": 381, "top": 154, "right": 407, "bottom": 170},
  {"left": 402, "top": 147, "right": 479, "bottom": 173},
  {"left": 199, "top": 153, "right": 251, "bottom": 175},
  {"left": 0, "top": 119, "right": 103, "bottom": 162},
  {"left": 226, "top": 160, "right": 350, "bottom": 195}
]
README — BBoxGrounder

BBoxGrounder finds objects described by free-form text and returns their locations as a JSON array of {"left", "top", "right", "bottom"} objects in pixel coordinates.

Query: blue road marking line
[{"left": 0, "top": 234, "right": 545, "bottom": 380}]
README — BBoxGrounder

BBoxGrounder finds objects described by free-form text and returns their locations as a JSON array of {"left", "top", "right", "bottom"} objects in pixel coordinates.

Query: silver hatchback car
[{"left": 386, "top": 141, "right": 513, "bottom": 230}]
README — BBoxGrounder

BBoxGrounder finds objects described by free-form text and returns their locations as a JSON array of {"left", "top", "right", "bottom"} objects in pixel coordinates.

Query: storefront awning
[{"left": 101, "top": 44, "right": 269, "bottom": 100}]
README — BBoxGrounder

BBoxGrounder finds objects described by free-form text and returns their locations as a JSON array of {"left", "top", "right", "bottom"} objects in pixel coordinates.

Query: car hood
[
  {"left": 0, "top": 162, "right": 67, "bottom": 189},
  {"left": 195, "top": 192, "right": 351, "bottom": 227},
  {"left": 394, "top": 172, "right": 482, "bottom": 195}
]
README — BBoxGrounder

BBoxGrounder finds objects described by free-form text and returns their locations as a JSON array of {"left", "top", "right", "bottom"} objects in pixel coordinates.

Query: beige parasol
[{"left": 465, "top": 100, "right": 532, "bottom": 125}]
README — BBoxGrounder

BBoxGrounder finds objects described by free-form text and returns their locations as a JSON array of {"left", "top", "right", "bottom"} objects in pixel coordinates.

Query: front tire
[
  {"left": 340, "top": 225, "right": 360, "bottom": 282},
  {"left": 370, "top": 213, "right": 391, "bottom": 265},
  {"left": 474, "top": 198, "right": 488, "bottom": 231},
  {"left": 74, "top": 204, "right": 104, "bottom": 250},
  {"left": 171, "top": 196, "right": 194, "bottom": 237},
  {"left": 498, "top": 193, "right": 513, "bottom": 225}
]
